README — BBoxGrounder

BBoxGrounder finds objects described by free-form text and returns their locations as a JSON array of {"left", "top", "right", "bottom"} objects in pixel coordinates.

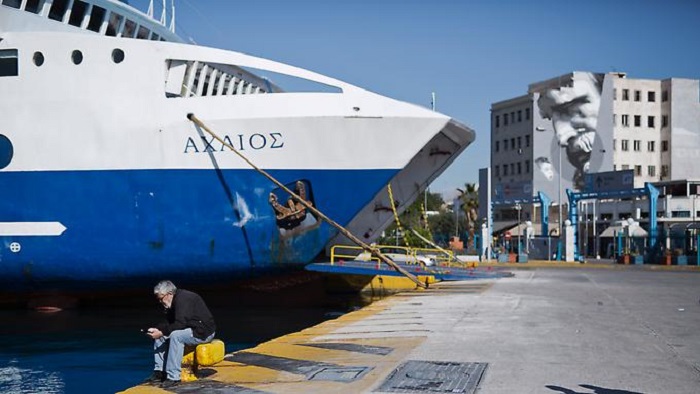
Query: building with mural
[{"left": 489, "top": 72, "right": 700, "bottom": 257}]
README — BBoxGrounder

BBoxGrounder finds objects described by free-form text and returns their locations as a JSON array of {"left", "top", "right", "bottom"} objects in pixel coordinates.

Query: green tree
[{"left": 457, "top": 183, "right": 479, "bottom": 251}]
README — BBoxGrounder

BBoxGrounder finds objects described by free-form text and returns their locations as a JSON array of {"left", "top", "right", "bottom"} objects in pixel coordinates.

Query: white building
[{"left": 489, "top": 72, "right": 700, "bottom": 256}]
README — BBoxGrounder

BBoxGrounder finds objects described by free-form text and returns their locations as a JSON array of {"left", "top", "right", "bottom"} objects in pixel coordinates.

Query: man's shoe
[
  {"left": 143, "top": 371, "right": 164, "bottom": 384},
  {"left": 160, "top": 379, "right": 181, "bottom": 389}
]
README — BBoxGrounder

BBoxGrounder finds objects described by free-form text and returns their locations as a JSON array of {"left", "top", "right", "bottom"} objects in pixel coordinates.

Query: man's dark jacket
[{"left": 157, "top": 289, "right": 216, "bottom": 340}]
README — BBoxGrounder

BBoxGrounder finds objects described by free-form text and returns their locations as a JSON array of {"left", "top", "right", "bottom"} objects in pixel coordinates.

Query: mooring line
[{"left": 186, "top": 113, "right": 427, "bottom": 288}]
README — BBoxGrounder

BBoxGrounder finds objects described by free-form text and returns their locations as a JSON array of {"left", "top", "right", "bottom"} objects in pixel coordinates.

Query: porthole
[
  {"left": 33, "top": 52, "right": 44, "bottom": 67},
  {"left": 0, "top": 134, "right": 14, "bottom": 170},
  {"left": 112, "top": 48, "right": 125, "bottom": 64},
  {"left": 71, "top": 50, "right": 83, "bottom": 65}
]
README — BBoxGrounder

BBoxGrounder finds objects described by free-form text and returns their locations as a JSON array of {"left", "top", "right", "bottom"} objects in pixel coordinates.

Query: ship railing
[
  {"left": 0, "top": 0, "right": 180, "bottom": 42},
  {"left": 166, "top": 59, "right": 280, "bottom": 98},
  {"left": 329, "top": 244, "right": 449, "bottom": 269}
]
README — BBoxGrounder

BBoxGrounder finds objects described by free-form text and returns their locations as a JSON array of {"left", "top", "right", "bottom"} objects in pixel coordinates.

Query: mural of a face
[
  {"left": 536, "top": 72, "right": 603, "bottom": 189},
  {"left": 535, "top": 156, "right": 554, "bottom": 181}
]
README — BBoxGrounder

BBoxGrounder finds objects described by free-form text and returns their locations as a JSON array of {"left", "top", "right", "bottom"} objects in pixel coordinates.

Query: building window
[
  {"left": 510, "top": 163, "right": 514, "bottom": 175},
  {"left": 661, "top": 165, "right": 668, "bottom": 177},
  {"left": 662, "top": 140, "right": 669, "bottom": 151},
  {"left": 648, "top": 166, "right": 656, "bottom": 177},
  {"left": 504, "top": 113, "right": 509, "bottom": 126},
  {"left": 662, "top": 115, "right": 668, "bottom": 128},
  {"left": 672, "top": 211, "right": 691, "bottom": 218},
  {"left": 503, "top": 164, "right": 508, "bottom": 176},
  {"left": 662, "top": 90, "right": 668, "bottom": 102},
  {"left": 635, "top": 165, "right": 642, "bottom": 176},
  {"left": 634, "top": 115, "right": 641, "bottom": 127},
  {"left": 613, "top": 139, "right": 617, "bottom": 151},
  {"left": 517, "top": 137, "right": 521, "bottom": 149},
  {"left": 634, "top": 90, "right": 641, "bottom": 101},
  {"left": 621, "top": 140, "right": 629, "bottom": 151},
  {"left": 495, "top": 141, "right": 500, "bottom": 152},
  {"left": 495, "top": 115, "right": 500, "bottom": 128},
  {"left": 633, "top": 140, "right": 641, "bottom": 151},
  {"left": 612, "top": 114, "right": 616, "bottom": 126},
  {"left": 622, "top": 164, "right": 630, "bottom": 170},
  {"left": 622, "top": 114, "right": 629, "bottom": 127},
  {"left": 511, "top": 138, "right": 515, "bottom": 150},
  {"left": 517, "top": 162, "right": 522, "bottom": 174},
  {"left": 503, "top": 139, "right": 508, "bottom": 151},
  {"left": 525, "top": 160, "right": 530, "bottom": 173},
  {"left": 613, "top": 88, "right": 617, "bottom": 100},
  {"left": 495, "top": 166, "right": 499, "bottom": 177},
  {"left": 648, "top": 116, "right": 655, "bottom": 128},
  {"left": 525, "top": 108, "right": 530, "bottom": 120},
  {"left": 525, "top": 135, "right": 530, "bottom": 147},
  {"left": 648, "top": 91, "right": 656, "bottom": 102},
  {"left": 622, "top": 89, "right": 629, "bottom": 101},
  {"left": 517, "top": 110, "right": 522, "bottom": 122},
  {"left": 647, "top": 141, "right": 655, "bottom": 152}
]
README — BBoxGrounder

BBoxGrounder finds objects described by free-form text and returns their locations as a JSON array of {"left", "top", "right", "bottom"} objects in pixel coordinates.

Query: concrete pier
[{"left": 121, "top": 264, "right": 700, "bottom": 393}]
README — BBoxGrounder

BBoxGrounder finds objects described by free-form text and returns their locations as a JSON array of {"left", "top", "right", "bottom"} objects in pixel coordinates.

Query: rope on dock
[{"left": 186, "top": 113, "right": 427, "bottom": 289}]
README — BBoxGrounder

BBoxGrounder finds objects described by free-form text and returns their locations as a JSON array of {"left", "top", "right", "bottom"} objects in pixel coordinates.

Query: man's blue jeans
[{"left": 153, "top": 328, "right": 215, "bottom": 381}]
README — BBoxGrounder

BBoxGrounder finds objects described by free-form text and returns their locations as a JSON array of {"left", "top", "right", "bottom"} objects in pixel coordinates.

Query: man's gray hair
[{"left": 154, "top": 280, "right": 177, "bottom": 296}]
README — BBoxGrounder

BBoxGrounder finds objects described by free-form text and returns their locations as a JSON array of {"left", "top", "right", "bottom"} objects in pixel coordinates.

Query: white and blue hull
[{"left": 0, "top": 2, "right": 475, "bottom": 295}]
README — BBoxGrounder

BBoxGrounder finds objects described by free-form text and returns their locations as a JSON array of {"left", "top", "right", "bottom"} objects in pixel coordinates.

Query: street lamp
[{"left": 515, "top": 203, "right": 522, "bottom": 255}]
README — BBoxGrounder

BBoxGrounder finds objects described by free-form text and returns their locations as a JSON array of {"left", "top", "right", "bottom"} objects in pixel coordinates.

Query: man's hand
[{"left": 146, "top": 328, "right": 163, "bottom": 339}]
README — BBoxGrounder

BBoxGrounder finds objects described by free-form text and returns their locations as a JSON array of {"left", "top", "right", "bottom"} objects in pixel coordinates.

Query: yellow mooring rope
[
  {"left": 186, "top": 113, "right": 426, "bottom": 289},
  {"left": 387, "top": 183, "right": 412, "bottom": 247}
]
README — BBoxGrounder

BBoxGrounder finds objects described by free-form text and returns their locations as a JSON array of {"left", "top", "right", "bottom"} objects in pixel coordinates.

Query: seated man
[{"left": 144, "top": 280, "right": 216, "bottom": 388}]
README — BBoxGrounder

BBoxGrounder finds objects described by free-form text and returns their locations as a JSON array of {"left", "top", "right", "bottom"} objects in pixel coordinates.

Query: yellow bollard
[{"left": 181, "top": 340, "right": 226, "bottom": 382}]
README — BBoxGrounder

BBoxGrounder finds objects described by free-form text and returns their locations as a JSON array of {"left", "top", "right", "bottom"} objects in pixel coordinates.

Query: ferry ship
[{"left": 0, "top": 0, "right": 474, "bottom": 297}]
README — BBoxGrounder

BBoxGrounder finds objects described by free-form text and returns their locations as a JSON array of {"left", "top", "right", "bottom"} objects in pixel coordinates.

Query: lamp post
[{"left": 515, "top": 203, "right": 522, "bottom": 255}]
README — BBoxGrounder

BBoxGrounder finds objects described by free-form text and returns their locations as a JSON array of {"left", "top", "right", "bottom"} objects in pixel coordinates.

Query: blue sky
[{"left": 132, "top": 0, "right": 700, "bottom": 197}]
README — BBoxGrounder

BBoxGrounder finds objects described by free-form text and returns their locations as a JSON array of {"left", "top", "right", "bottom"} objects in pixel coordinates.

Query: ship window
[
  {"left": 122, "top": 19, "right": 137, "bottom": 38},
  {"left": 87, "top": 6, "right": 107, "bottom": 33},
  {"left": 150, "top": 33, "right": 160, "bottom": 41},
  {"left": 24, "top": 0, "right": 42, "bottom": 13},
  {"left": 105, "top": 12, "right": 123, "bottom": 37},
  {"left": 48, "top": 0, "right": 69, "bottom": 21},
  {"left": 33, "top": 51, "right": 44, "bottom": 67},
  {"left": 0, "top": 49, "right": 18, "bottom": 77},
  {"left": 68, "top": 0, "right": 89, "bottom": 28},
  {"left": 71, "top": 50, "right": 83, "bottom": 65},
  {"left": 136, "top": 26, "right": 150, "bottom": 39},
  {"left": 1, "top": 0, "right": 21, "bottom": 9},
  {"left": 112, "top": 48, "right": 125, "bottom": 64}
]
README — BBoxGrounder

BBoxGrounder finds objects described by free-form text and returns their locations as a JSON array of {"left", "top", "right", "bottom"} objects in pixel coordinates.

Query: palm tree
[{"left": 457, "top": 183, "right": 479, "bottom": 251}]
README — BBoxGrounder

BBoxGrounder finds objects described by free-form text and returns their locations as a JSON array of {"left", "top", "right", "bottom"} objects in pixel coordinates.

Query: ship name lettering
[{"left": 183, "top": 132, "right": 285, "bottom": 154}]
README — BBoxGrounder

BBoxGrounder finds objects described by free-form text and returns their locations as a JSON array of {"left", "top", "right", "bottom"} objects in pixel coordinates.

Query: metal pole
[
  {"left": 593, "top": 200, "right": 598, "bottom": 259},
  {"left": 558, "top": 143, "right": 563, "bottom": 261},
  {"left": 516, "top": 203, "right": 521, "bottom": 255}
]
